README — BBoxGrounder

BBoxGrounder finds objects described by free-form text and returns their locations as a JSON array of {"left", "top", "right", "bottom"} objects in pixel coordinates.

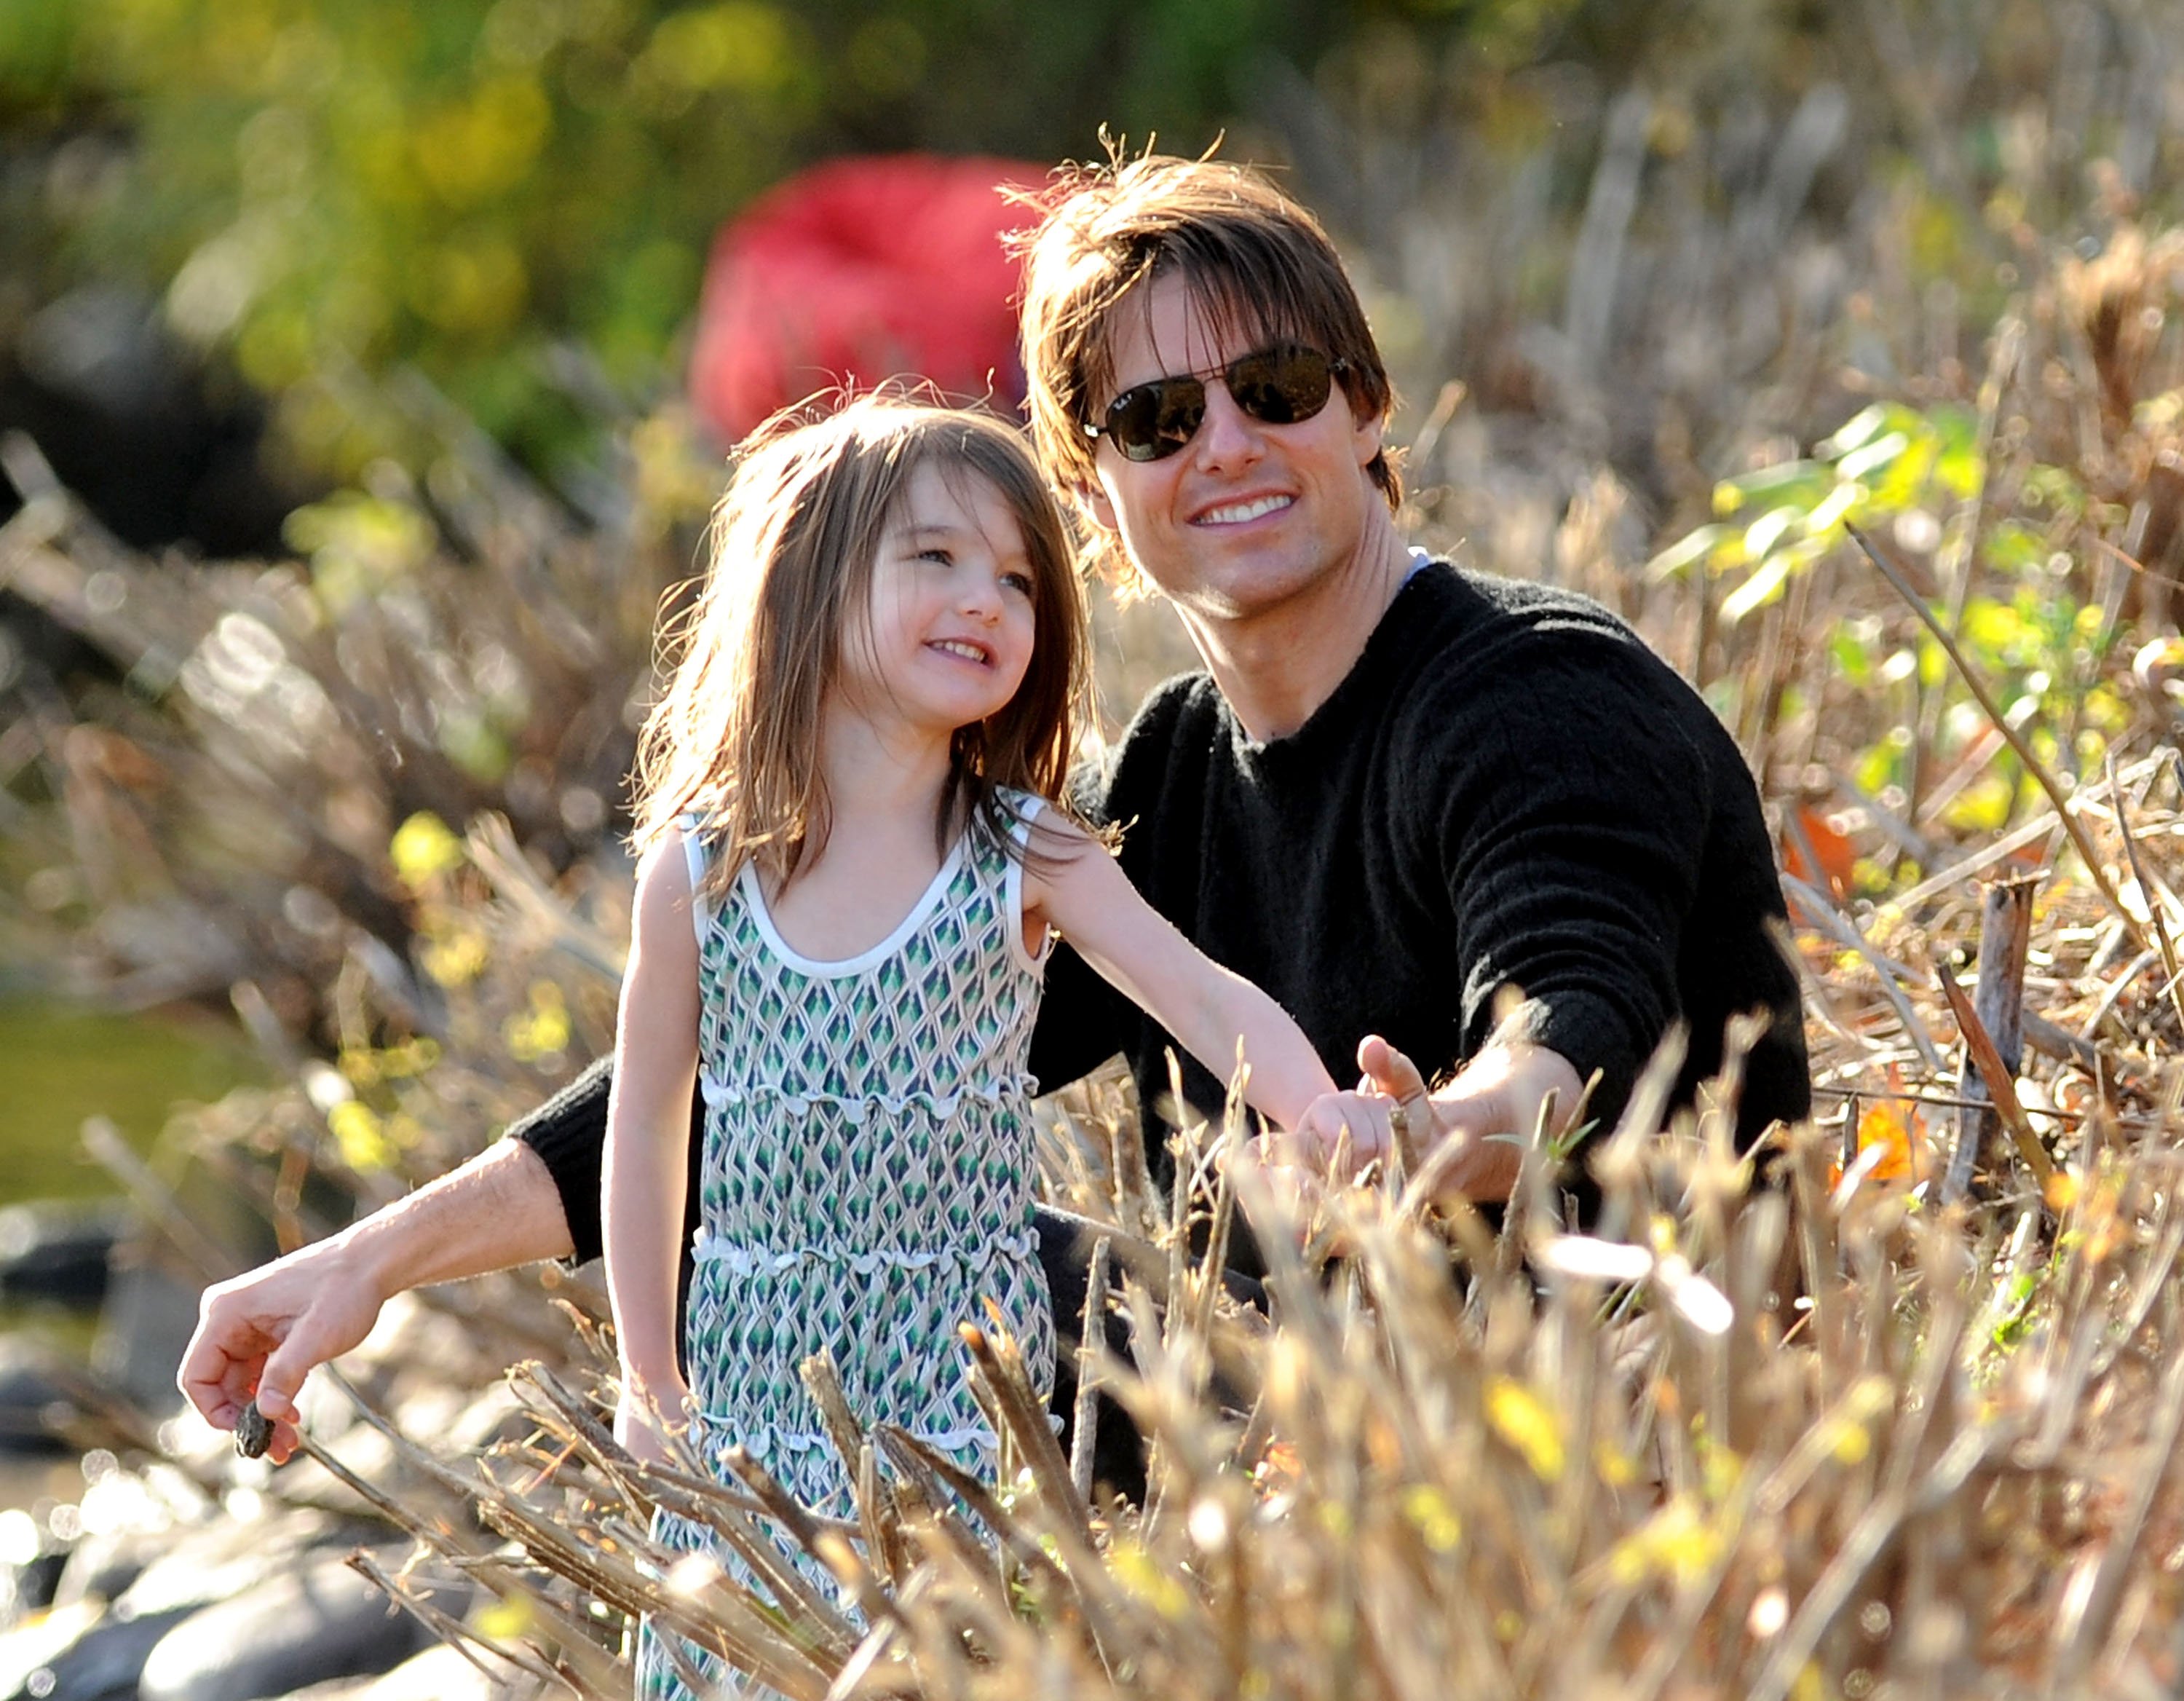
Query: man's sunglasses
[{"left": 1083, "top": 344, "right": 1350, "bottom": 463}]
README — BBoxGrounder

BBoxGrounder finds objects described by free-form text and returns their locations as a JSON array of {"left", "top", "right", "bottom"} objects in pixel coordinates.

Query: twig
[
  {"left": 1781, "top": 873, "right": 1947, "bottom": 1071},
  {"left": 1936, "top": 967, "right": 2054, "bottom": 1192},
  {"left": 2109, "top": 754, "right": 2184, "bottom": 1037},
  {"left": 1070, "top": 1234, "right": 1113, "bottom": 1504},
  {"left": 345, "top": 1550, "right": 580, "bottom": 1699},
  {"left": 80, "top": 1114, "right": 238, "bottom": 1282},
  {"left": 1943, "top": 876, "right": 2041, "bottom": 1202}
]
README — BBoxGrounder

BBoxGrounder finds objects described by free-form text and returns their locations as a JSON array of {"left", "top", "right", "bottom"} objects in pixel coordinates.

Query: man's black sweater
[{"left": 513, "top": 560, "right": 1809, "bottom": 1268}]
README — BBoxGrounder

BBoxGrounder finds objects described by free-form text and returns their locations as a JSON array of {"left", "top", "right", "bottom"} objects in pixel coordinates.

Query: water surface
[{"left": 0, "top": 998, "right": 262, "bottom": 1208}]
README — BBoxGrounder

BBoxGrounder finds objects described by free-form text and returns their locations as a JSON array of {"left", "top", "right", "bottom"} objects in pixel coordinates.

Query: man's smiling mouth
[{"left": 1195, "top": 494, "right": 1293, "bottom": 526}]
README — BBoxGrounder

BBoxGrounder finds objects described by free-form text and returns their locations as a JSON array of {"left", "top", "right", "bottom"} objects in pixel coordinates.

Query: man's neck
[{"left": 1176, "top": 510, "right": 1415, "bottom": 743}]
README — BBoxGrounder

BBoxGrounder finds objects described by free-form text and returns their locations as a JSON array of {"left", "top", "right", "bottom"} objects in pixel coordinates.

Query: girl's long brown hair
[{"left": 631, "top": 394, "right": 1091, "bottom": 896}]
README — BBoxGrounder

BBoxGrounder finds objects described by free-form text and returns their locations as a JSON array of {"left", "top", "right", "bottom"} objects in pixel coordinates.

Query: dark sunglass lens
[
  {"left": 1108, "top": 377, "right": 1206, "bottom": 462},
  {"left": 1230, "top": 346, "right": 1334, "bottom": 425}
]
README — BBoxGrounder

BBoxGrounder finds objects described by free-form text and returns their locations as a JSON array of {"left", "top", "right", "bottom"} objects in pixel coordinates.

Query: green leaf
[
  {"left": 1985, "top": 521, "right": 2048, "bottom": 575},
  {"left": 391, "top": 812, "right": 467, "bottom": 888},
  {"left": 1645, "top": 523, "right": 1728, "bottom": 583},
  {"left": 1829, "top": 626, "right": 1874, "bottom": 685},
  {"left": 1742, "top": 504, "right": 1803, "bottom": 561},
  {"left": 1720, "top": 551, "right": 1794, "bottom": 625},
  {"left": 1712, "top": 460, "right": 1827, "bottom": 516},
  {"left": 1835, "top": 430, "right": 1911, "bottom": 484},
  {"left": 1816, "top": 404, "right": 1890, "bottom": 459},
  {"left": 1931, "top": 403, "right": 1985, "bottom": 500},
  {"left": 1805, "top": 479, "right": 1863, "bottom": 538}
]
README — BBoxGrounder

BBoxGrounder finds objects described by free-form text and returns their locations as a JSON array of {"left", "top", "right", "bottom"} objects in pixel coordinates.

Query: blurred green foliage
[
  {"left": 0, "top": 0, "right": 1583, "bottom": 482},
  {"left": 1653, "top": 388, "right": 2136, "bottom": 869}
]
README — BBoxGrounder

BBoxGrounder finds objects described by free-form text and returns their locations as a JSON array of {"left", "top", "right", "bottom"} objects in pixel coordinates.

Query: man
[{"left": 181, "top": 153, "right": 1808, "bottom": 1475}]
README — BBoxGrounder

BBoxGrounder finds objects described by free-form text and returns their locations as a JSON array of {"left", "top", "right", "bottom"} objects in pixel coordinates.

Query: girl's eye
[
  {"left": 918, "top": 546, "right": 954, "bottom": 566},
  {"left": 1002, "top": 572, "right": 1034, "bottom": 596}
]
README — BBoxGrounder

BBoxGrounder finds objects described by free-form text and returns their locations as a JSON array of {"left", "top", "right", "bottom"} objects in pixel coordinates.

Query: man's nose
[{"left": 1190, "top": 381, "right": 1266, "bottom": 467}]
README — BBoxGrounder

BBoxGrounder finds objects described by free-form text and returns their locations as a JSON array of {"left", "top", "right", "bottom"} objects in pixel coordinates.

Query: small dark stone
[{"left": 233, "top": 1402, "right": 272, "bottom": 1461}]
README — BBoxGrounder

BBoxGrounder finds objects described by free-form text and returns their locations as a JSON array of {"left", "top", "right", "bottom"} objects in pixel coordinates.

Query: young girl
[{"left": 605, "top": 395, "right": 1388, "bottom": 1697}]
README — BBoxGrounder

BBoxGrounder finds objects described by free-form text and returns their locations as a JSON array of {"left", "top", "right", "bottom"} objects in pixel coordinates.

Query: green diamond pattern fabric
[{"left": 636, "top": 792, "right": 1056, "bottom": 1700}]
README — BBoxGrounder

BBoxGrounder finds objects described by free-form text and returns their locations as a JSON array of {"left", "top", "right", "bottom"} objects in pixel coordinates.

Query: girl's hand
[
  {"left": 616, "top": 1380, "right": 692, "bottom": 1471},
  {"left": 1234, "top": 1092, "right": 1398, "bottom": 1258},
  {"left": 1284, "top": 1089, "right": 1403, "bottom": 1183}
]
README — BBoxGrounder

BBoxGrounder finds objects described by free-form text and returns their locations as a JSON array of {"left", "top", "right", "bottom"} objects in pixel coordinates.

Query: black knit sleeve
[
  {"left": 1029, "top": 941, "right": 1132, "bottom": 1092},
  {"left": 509, "top": 1055, "right": 704, "bottom": 1266},
  {"left": 507, "top": 1057, "right": 610, "bottom": 1263},
  {"left": 1423, "top": 625, "right": 1714, "bottom": 1132},
  {"left": 1026, "top": 750, "right": 1138, "bottom": 1092}
]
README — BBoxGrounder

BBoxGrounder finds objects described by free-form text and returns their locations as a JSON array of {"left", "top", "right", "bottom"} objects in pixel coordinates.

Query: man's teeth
[
  {"left": 1199, "top": 494, "right": 1292, "bottom": 525},
  {"left": 933, "top": 640, "right": 987, "bottom": 662}
]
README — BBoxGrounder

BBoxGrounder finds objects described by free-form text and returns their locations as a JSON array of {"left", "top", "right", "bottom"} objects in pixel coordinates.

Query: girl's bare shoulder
[{"left": 630, "top": 832, "right": 699, "bottom": 930}]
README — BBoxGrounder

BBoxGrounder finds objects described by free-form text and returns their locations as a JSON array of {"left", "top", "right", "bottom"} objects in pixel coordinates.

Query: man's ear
[
  {"left": 1072, "top": 481, "right": 1119, "bottom": 536},
  {"left": 1352, "top": 400, "right": 1385, "bottom": 471}
]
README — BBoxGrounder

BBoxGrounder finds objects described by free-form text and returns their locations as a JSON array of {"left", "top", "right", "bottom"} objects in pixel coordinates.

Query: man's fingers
[
  {"left": 177, "top": 1343, "right": 245, "bottom": 1427},
  {"left": 1357, "top": 1035, "right": 1437, "bottom": 1147},
  {"left": 256, "top": 1317, "right": 342, "bottom": 1423},
  {"left": 255, "top": 1286, "right": 379, "bottom": 1424},
  {"left": 1356, "top": 1034, "right": 1429, "bottom": 1101},
  {"left": 179, "top": 1301, "right": 281, "bottom": 1429}
]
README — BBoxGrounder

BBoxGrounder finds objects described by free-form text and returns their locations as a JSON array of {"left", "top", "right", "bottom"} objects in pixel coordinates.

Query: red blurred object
[{"left": 689, "top": 154, "right": 1048, "bottom": 445}]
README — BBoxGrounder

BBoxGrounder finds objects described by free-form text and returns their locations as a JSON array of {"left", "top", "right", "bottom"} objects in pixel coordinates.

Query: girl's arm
[
  {"left": 603, "top": 838, "right": 703, "bottom": 1459},
  {"left": 1026, "top": 821, "right": 1385, "bottom": 1142}
]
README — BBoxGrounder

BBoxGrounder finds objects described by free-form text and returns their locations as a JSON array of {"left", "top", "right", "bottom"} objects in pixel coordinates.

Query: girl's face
[{"left": 840, "top": 462, "right": 1040, "bottom": 738}]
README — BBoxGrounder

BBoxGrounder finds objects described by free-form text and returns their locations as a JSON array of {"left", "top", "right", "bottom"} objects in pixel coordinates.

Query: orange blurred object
[
  {"left": 1253, "top": 1439, "right": 1302, "bottom": 1489},
  {"left": 1783, "top": 804, "right": 1856, "bottom": 900},
  {"left": 1829, "top": 1092, "right": 1932, "bottom": 1191}
]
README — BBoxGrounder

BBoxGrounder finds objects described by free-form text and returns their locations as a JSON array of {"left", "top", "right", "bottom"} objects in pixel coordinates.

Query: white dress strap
[
  {"left": 677, "top": 815, "right": 711, "bottom": 947},
  {"left": 1000, "top": 790, "right": 1053, "bottom": 977}
]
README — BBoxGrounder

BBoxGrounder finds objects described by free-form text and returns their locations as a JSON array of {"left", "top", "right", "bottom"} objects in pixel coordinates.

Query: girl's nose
[{"left": 957, "top": 569, "right": 1003, "bottom": 621}]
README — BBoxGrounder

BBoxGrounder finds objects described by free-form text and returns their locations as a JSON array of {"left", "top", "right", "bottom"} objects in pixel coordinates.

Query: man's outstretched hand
[
  {"left": 178, "top": 1137, "right": 577, "bottom": 1462},
  {"left": 181, "top": 1243, "right": 387, "bottom": 1464},
  {"left": 1355, "top": 1034, "right": 1583, "bottom": 1205}
]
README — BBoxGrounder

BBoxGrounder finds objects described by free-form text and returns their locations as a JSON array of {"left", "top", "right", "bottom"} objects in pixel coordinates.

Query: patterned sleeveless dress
[{"left": 635, "top": 793, "right": 1056, "bottom": 1700}]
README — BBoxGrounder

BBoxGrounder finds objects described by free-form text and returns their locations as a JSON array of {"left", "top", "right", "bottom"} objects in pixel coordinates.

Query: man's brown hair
[{"left": 1016, "top": 151, "right": 1400, "bottom": 534}]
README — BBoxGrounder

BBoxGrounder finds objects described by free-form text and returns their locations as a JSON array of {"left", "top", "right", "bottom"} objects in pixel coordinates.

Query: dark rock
[
  {"left": 136, "top": 1550, "right": 466, "bottom": 1701},
  {"left": 89, "top": 1258, "right": 199, "bottom": 1416},
  {"left": 2, "top": 1550, "right": 64, "bottom": 1618},
  {"left": 51, "top": 1527, "right": 165, "bottom": 1611},
  {"left": 4, "top": 1600, "right": 199, "bottom": 1701},
  {"left": 117, "top": 1515, "right": 378, "bottom": 1621},
  {"left": 0, "top": 284, "right": 305, "bottom": 559},
  {"left": 0, "top": 1204, "right": 124, "bottom": 1311},
  {"left": 0, "top": 1338, "right": 77, "bottom": 1459}
]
